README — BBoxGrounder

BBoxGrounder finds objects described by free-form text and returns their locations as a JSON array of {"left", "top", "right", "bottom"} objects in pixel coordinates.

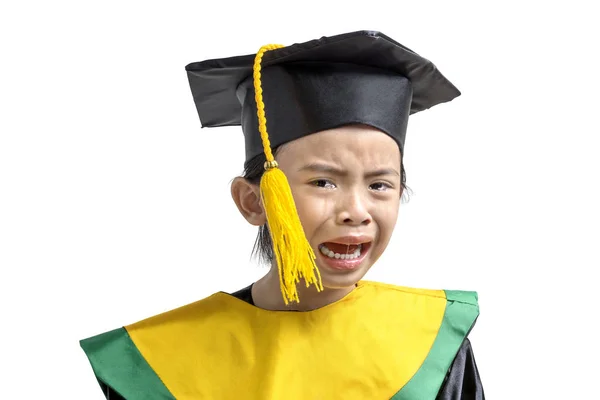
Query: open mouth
[{"left": 318, "top": 240, "right": 372, "bottom": 262}]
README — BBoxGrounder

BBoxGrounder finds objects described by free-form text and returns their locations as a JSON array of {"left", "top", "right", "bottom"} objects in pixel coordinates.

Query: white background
[{"left": 1, "top": 1, "right": 599, "bottom": 398}]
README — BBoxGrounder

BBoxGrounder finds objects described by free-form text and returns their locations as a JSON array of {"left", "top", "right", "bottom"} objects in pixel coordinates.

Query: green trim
[
  {"left": 391, "top": 290, "right": 479, "bottom": 399},
  {"left": 445, "top": 289, "right": 478, "bottom": 305},
  {"left": 80, "top": 327, "right": 175, "bottom": 400}
]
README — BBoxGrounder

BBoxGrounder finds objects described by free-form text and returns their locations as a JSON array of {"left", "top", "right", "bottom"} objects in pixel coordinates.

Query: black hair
[{"left": 242, "top": 146, "right": 410, "bottom": 265}]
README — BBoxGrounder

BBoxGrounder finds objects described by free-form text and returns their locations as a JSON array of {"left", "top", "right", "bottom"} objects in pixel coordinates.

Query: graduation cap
[{"left": 185, "top": 30, "right": 461, "bottom": 304}]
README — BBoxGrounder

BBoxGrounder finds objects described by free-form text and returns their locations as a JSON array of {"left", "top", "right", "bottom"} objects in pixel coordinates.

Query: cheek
[
  {"left": 373, "top": 200, "right": 400, "bottom": 243},
  {"left": 292, "top": 190, "right": 332, "bottom": 236}
]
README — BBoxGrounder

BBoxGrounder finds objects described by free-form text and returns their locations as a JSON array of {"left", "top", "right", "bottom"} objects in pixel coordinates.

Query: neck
[{"left": 252, "top": 266, "right": 356, "bottom": 311}]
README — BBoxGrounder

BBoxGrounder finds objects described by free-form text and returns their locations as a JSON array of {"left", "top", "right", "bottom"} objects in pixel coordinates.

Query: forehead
[{"left": 277, "top": 125, "right": 401, "bottom": 166}]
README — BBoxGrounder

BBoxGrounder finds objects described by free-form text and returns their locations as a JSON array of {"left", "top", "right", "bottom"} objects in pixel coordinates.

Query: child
[{"left": 80, "top": 30, "right": 484, "bottom": 399}]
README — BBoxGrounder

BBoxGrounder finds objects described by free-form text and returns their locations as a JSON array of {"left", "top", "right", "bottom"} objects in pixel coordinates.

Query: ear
[{"left": 231, "top": 177, "right": 266, "bottom": 226}]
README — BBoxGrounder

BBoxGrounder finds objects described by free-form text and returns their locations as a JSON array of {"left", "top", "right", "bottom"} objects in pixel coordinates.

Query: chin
[{"left": 317, "top": 264, "right": 372, "bottom": 290}]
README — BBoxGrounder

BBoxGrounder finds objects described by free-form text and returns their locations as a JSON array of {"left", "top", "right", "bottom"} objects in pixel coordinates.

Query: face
[{"left": 275, "top": 125, "right": 402, "bottom": 289}]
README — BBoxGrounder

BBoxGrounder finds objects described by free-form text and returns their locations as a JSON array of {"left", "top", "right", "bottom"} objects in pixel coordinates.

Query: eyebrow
[{"left": 298, "top": 163, "right": 400, "bottom": 178}]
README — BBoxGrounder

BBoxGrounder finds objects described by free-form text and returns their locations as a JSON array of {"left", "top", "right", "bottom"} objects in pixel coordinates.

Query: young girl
[{"left": 81, "top": 30, "right": 484, "bottom": 399}]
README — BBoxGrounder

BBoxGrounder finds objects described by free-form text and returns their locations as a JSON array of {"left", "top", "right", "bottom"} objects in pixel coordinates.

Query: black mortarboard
[{"left": 185, "top": 30, "right": 460, "bottom": 161}]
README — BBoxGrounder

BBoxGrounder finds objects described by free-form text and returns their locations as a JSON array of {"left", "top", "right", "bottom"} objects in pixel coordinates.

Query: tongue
[{"left": 324, "top": 242, "right": 359, "bottom": 254}]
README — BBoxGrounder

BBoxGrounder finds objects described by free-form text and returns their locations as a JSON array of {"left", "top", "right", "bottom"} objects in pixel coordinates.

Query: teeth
[{"left": 319, "top": 243, "right": 363, "bottom": 260}]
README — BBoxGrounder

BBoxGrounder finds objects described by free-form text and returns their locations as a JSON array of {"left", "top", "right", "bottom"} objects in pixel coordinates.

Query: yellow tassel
[{"left": 254, "top": 45, "right": 323, "bottom": 304}]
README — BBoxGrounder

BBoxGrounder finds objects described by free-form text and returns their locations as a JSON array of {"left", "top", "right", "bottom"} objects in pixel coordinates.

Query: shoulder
[
  {"left": 126, "top": 291, "right": 241, "bottom": 331},
  {"left": 359, "top": 280, "right": 480, "bottom": 334},
  {"left": 79, "top": 291, "right": 239, "bottom": 399},
  {"left": 356, "top": 281, "right": 481, "bottom": 398},
  {"left": 359, "top": 280, "right": 479, "bottom": 307}
]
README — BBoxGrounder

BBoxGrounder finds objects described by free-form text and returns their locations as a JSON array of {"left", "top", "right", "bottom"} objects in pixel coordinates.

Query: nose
[{"left": 336, "top": 189, "right": 372, "bottom": 226}]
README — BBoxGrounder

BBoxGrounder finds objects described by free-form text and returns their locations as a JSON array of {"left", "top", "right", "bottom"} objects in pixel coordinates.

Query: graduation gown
[{"left": 80, "top": 281, "right": 484, "bottom": 399}]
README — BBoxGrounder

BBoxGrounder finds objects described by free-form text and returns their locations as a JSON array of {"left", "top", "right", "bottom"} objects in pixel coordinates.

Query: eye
[
  {"left": 369, "top": 182, "right": 392, "bottom": 191},
  {"left": 311, "top": 179, "right": 336, "bottom": 189}
]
